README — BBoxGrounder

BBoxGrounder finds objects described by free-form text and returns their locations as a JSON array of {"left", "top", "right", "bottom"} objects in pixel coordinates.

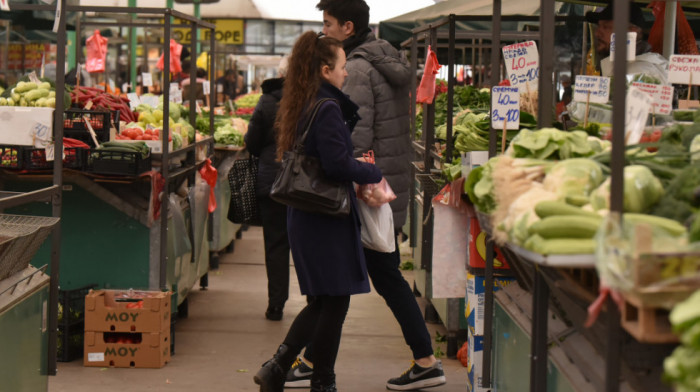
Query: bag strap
[{"left": 295, "top": 98, "right": 337, "bottom": 150}]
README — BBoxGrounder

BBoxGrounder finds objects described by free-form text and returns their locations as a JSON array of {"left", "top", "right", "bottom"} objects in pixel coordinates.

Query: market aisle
[{"left": 49, "top": 227, "right": 467, "bottom": 392}]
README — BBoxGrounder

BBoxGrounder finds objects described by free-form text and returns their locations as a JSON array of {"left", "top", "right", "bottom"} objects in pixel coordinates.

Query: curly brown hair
[{"left": 275, "top": 31, "right": 343, "bottom": 160}]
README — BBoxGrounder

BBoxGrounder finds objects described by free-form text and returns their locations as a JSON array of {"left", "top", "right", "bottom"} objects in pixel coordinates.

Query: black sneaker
[
  {"left": 285, "top": 357, "right": 313, "bottom": 388},
  {"left": 386, "top": 360, "right": 446, "bottom": 391},
  {"left": 265, "top": 306, "right": 283, "bottom": 321}
]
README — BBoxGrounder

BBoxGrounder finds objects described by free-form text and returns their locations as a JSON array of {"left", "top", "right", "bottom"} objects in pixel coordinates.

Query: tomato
[
  {"left": 151, "top": 135, "right": 160, "bottom": 140},
  {"left": 144, "top": 129, "right": 153, "bottom": 136}
]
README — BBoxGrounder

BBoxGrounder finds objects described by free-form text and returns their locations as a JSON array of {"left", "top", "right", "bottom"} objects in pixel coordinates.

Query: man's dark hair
[{"left": 316, "top": 0, "right": 370, "bottom": 33}]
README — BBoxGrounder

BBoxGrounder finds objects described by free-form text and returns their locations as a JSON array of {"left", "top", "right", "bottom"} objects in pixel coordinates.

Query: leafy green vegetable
[
  {"left": 508, "top": 128, "right": 594, "bottom": 160},
  {"left": 213, "top": 123, "right": 244, "bottom": 146},
  {"left": 542, "top": 158, "right": 605, "bottom": 200},
  {"left": 589, "top": 165, "right": 664, "bottom": 213}
]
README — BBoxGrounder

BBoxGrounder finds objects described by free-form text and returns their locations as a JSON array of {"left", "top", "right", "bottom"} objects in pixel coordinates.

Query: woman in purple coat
[{"left": 253, "top": 31, "right": 381, "bottom": 392}]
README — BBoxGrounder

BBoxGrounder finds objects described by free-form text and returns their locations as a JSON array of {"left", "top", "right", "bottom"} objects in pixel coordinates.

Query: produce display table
[
  {"left": 0, "top": 266, "right": 50, "bottom": 391},
  {"left": 0, "top": 170, "right": 210, "bottom": 308}
]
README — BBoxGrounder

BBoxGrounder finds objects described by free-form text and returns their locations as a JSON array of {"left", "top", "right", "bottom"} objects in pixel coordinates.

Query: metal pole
[
  {"left": 194, "top": 0, "right": 201, "bottom": 53},
  {"left": 445, "top": 15, "right": 455, "bottom": 164},
  {"left": 129, "top": 0, "right": 137, "bottom": 91},
  {"left": 48, "top": 0, "right": 67, "bottom": 376},
  {"left": 160, "top": 11, "right": 171, "bottom": 291},
  {"left": 530, "top": 267, "right": 549, "bottom": 392},
  {"left": 663, "top": 1, "right": 677, "bottom": 59},
  {"left": 538, "top": 0, "right": 555, "bottom": 128},
  {"left": 482, "top": 0, "right": 502, "bottom": 387}
]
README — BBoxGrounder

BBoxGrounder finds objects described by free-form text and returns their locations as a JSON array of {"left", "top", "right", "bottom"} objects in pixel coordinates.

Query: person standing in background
[
  {"left": 243, "top": 58, "right": 290, "bottom": 321},
  {"left": 285, "top": 1, "right": 446, "bottom": 391}
]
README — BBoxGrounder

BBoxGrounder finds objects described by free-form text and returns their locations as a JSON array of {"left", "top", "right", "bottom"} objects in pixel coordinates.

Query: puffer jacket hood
[{"left": 347, "top": 33, "right": 412, "bottom": 88}]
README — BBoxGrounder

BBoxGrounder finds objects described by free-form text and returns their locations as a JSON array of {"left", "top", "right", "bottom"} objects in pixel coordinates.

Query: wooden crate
[{"left": 621, "top": 292, "right": 678, "bottom": 344}]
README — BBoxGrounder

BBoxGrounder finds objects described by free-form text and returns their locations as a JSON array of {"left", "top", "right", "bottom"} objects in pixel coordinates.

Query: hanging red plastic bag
[
  {"left": 156, "top": 39, "right": 184, "bottom": 74},
  {"left": 648, "top": 2, "right": 699, "bottom": 55},
  {"left": 85, "top": 30, "right": 108, "bottom": 73},
  {"left": 356, "top": 151, "right": 397, "bottom": 207},
  {"left": 416, "top": 45, "right": 442, "bottom": 104},
  {"left": 199, "top": 158, "right": 218, "bottom": 213}
]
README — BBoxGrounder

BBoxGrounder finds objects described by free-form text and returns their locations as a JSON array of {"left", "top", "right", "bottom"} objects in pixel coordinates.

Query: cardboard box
[
  {"left": 84, "top": 330, "right": 170, "bottom": 368},
  {"left": 0, "top": 107, "right": 54, "bottom": 146},
  {"left": 466, "top": 273, "right": 515, "bottom": 336},
  {"left": 468, "top": 217, "right": 510, "bottom": 271},
  {"left": 85, "top": 290, "right": 171, "bottom": 333},
  {"left": 466, "top": 331, "right": 488, "bottom": 392}
]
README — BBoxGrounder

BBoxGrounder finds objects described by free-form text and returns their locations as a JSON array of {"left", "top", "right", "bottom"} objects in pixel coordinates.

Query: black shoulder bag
[{"left": 269, "top": 98, "right": 350, "bottom": 217}]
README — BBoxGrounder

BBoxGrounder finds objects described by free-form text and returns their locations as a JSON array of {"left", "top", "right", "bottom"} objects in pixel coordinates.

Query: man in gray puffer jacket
[{"left": 283, "top": 1, "right": 447, "bottom": 391}]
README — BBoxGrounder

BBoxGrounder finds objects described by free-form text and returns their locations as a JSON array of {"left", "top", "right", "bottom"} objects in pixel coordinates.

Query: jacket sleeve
[
  {"left": 343, "top": 60, "right": 374, "bottom": 157},
  {"left": 312, "top": 103, "right": 382, "bottom": 185},
  {"left": 243, "top": 96, "right": 272, "bottom": 157}
]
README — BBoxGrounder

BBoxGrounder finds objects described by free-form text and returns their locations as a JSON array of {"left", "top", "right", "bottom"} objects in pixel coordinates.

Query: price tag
[
  {"left": 141, "top": 72, "right": 153, "bottom": 87},
  {"left": 668, "top": 55, "right": 700, "bottom": 85},
  {"left": 108, "top": 78, "right": 115, "bottom": 91},
  {"left": 141, "top": 95, "right": 159, "bottom": 108},
  {"left": 84, "top": 100, "right": 93, "bottom": 110},
  {"left": 28, "top": 71, "right": 42, "bottom": 85},
  {"left": 41, "top": 54, "right": 45, "bottom": 78},
  {"left": 87, "top": 353, "right": 104, "bottom": 362},
  {"left": 31, "top": 121, "right": 52, "bottom": 148},
  {"left": 43, "top": 144, "right": 64, "bottom": 161},
  {"left": 502, "top": 41, "right": 540, "bottom": 90},
  {"left": 217, "top": 83, "right": 224, "bottom": 93},
  {"left": 610, "top": 32, "right": 637, "bottom": 62},
  {"left": 202, "top": 81, "right": 210, "bottom": 95},
  {"left": 574, "top": 75, "right": 611, "bottom": 104},
  {"left": 631, "top": 82, "right": 674, "bottom": 115},
  {"left": 171, "top": 89, "right": 183, "bottom": 104},
  {"left": 126, "top": 93, "right": 141, "bottom": 110},
  {"left": 625, "top": 86, "right": 653, "bottom": 145},
  {"left": 0, "top": 0, "right": 10, "bottom": 11},
  {"left": 490, "top": 86, "right": 520, "bottom": 129},
  {"left": 195, "top": 100, "right": 202, "bottom": 114},
  {"left": 169, "top": 82, "right": 180, "bottom": 94}
]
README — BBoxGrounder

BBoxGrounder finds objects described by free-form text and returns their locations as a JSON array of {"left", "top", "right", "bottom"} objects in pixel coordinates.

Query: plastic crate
[
  {"left": 63, "top": 109, "right": 119, "bottom": 144},
  {"left": 57, "top": 284, "right": 96, "bottom": 362},
  {"left": 89, "top": 150, "right": 152, "bottom": 176},
  {"left": 0, "top": 145, "right": 24, "bottom": 169},
  {"left": 0, "top": 215, "right": 60, "bottom": 281},
  {"left": 23, "top": 146, "right": 88, "bottom": 171}
]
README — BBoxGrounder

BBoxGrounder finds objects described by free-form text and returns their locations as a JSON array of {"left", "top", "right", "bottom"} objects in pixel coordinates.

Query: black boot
[
  {"left": 311, "top": 378, "right": 338, "bottom": 392},
  {"left": 254, "top": 344, "right": 292, "bottom": 392}
]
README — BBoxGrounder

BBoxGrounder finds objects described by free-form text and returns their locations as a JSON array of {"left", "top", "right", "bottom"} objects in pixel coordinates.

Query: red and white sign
[
  {"left": 631, "top": 82, "right": 674, "bottom": 115},
  {"left": 502, "top": 41, "right": 539, "bottom": 91},
  {"left": 669, "top": 55, "right": 700, "bottom": 85}
]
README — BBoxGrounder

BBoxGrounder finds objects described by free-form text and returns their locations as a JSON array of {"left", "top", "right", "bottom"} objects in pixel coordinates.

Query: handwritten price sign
[
  {"left": 669, "top": 55, "right": 700, "bottom": 85},
  {"left": 625, "top": 86, "right": 653, "bottom": 145},
  {"left": 574, "top": 75, "right": 610, "bottom": 103},
  {"left": 502, "top": 41, "right": 539, "bottom": 90},
  {"left": 630, "top": 82, "right": 674, "bottom": 115},
  {"left": 610, "top": 32, "right": 637, "bottom": 62},
  {"left": 491, "top": 87, "right": 520, "bottom": 129}
]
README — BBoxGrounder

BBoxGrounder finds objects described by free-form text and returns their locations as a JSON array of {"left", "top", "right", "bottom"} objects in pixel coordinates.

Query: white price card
[
  {"left": 28, "top": 71, "right": 42, "bottom": 85},
  {"left": 169, "top": 82, "right": 180, "bottom": 94},
  {"left": 625, "top": 86, "right": 653, "bottom": 145},
  {"left": 502, "top": 41, "right": 539, "bottom": 90},
  {"left": 0, "top": 0, "right": 10, "bottom": 11},
  {"left": 31, "top": 121, "right": 52, "bottom": 148},
  {"left": 630, "top": 82, "right": 674, "bottom": 115},
  {"left": 52, "top": 1, "right": 61, "bottom": 33},
  {"left": 202, "top": 81, "right": 210, "bottom": 95},
  {"left": 171, "top": 89, "right": 183, "bottom": 104},
  {"left": 141, "top": 95, "right": 159, "bottom": 108},
  {"left": 126, "top": 93, "right": 141, "bottom": 110},
  {"left": 141, "top": 72, "right": 153, "bottom": 87},
  {"left": 610, "top": 32, "right": 637, "bottom": 62},
  {"left": 668, "top": 55, "right": 700, "bottom": 85},
  {"left": 491, "top": 86, "right": 520, "bottom": 129},
  {"left": 574, "top": 75, "right": 611, "bottom": 104},
  {"left": 44, "top": 144, "right": 55, "bottom": 162}
]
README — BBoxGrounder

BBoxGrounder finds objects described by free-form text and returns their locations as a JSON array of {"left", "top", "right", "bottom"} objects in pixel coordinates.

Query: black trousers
[
  {"left": 257, "top": 195, "right": 290, "bottom": 308},
  {"left": 283, "top": 295, "right": 351, "bottom": 385},
  {"left": 305, "top": 236, "right": 434, "bottom": 362}
]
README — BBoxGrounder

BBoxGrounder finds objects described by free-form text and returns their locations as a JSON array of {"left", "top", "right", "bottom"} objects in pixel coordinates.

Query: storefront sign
[
  {"left": 630, "top": 82, "right": 673, "bottom": 115},
  {"left": 610, "top": 32, "right": 636, "bottom": 62},
  {"left": 573, "top": 75, "right": 610, "bottom": 103},
  {"left": 173, "top": 19, "right": 244, "bottom": 45},
  {"left": 490, "top": 86, "right": 520, "bottom": 129},
  {"left": 625, "top": 86, "right": 653, "bottom": 145},
  {"left": 502, "top": 41, "right": 539, "bottom": 91},
  {"left": 24, "top": 43, "right": 51, "bottom": 70},
  {"left": 669, "top": 55, "right": 700, "bottom": 85}
]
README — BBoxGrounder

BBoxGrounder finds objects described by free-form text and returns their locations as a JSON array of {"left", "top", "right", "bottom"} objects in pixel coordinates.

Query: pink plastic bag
[
  {"left": 199, "top": 158, "right": 218, "bottom": 213},
  {"left": 356, "top": 151, "right": 397, "bottom": 207},
  {"left": 85, "top": 30, "right": 108, "bottom": 73},
  {"left": 416, "top": 45, "right": 442, "bottom": 104},
  {"left": 156, "top": 39, "right": 183, "bottom": 74}
]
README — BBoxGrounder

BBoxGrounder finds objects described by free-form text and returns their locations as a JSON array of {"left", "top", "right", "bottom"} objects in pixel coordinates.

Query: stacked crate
[{"left": 83, "top": 289, "right": 172, "bottom": 369}]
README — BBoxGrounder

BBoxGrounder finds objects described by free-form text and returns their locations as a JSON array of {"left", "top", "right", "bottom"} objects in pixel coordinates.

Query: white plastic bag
[{"left": 357, "top": 201, "right": 395, "bottom": 253}]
